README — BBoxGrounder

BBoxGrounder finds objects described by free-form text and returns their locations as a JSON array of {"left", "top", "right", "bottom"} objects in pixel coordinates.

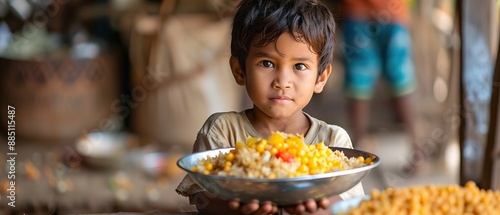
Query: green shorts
[{"left": 342, "top": 19, "right": 416, "bottom": 99}]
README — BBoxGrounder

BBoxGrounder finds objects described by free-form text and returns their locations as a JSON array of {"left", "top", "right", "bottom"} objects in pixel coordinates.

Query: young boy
[{"left": 176, "top": 0, "right": 364, "bottom": 214}]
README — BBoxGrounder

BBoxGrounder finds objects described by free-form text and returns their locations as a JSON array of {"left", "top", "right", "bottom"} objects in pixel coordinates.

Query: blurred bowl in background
[
  {"left": 76, "top": 132, "right": 139, "bottom": 169},
  {"left": 142, "top": 152, "right": 184, "bottom": 179},
  {"left": 330, "top": 195, "right": 370, "bottom": 214}
]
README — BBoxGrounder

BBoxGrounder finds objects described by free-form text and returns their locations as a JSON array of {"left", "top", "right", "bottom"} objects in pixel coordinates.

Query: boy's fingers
[
  {"left": 228, "top": 199, "right": 240, "bottom": 210},
  {"left": 253, "top": 201, "right": 275, "bottom": 215},
  {"left": 318, "top": 197, "right": 330, "bottom": 209},
  {"left": 305, "top": 199, "right": 318, "bottom": 212},
  {"left": 241, "top": 200, "right": 260, "bottom": 214},
  {"left": 270, "top": 204, "right": 279, "bottom": 214},
  {"left": 262, "top": 201, "right": 275, "bottom": 212},
  {"left": 296, "top": 204, "right": 307, "bottom": 214}
]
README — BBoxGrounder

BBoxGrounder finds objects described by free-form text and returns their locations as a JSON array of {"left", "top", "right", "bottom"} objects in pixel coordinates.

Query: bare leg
[
  {"left": 348, "top": 98, "right": 371, "bottom": 149},
  {"left": 393, "top": 93, "right": 425, "bottom": 174},
  {"left": 393, "top": 93, "right": 419, "bottom": 149}
]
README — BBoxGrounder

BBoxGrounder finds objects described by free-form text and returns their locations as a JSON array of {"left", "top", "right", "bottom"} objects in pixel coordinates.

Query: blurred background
[{"left": 0, "top": 0, "right": 498, "bottom": 214}]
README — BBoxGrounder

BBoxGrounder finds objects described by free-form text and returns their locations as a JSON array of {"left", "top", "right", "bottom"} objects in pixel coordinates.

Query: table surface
[
  {"left": 101, "top": 213, "right": 199, "bottom": 215},
  {"left": 0, "top": 140, "right": 196, "bottom": 214}
]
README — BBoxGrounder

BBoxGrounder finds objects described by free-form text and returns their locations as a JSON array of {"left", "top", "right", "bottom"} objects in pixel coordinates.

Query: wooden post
[
  {"left": 458, "top": 0, "right": 498, "bottom": 187},
  {"left": 457, "top": 0, "right": 466, "bottom": 186},
  {"left": 481, "top": 36, "right": 500, "bottom": 189}
]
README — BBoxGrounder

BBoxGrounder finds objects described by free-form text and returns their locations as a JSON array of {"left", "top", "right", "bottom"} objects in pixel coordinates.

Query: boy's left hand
[
  {"left": 229, "top": 199, "right": 279, "bottom": 215},
  {"left": 283, "top": 196, "right": 341, "bottom": 215}
]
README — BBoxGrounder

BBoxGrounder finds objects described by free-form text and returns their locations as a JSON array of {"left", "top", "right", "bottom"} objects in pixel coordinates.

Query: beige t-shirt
[{"left": 176, "top": 110, "right": 365, "bottom": 202}]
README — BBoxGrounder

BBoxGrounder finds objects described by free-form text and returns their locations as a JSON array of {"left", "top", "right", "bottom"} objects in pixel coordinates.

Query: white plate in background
[{"left": 330, "top": 195, "right": 370, "bottom": 214}]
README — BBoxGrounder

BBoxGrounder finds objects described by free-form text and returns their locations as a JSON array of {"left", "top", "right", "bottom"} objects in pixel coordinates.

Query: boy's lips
[{"left": 270, "top": 96, "right": 293, "bottom": 103}]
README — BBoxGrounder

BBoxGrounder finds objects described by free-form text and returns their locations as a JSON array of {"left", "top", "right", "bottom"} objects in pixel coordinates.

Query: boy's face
[{"left": 231, "top": 32, "right": 331, "bottom": 119}]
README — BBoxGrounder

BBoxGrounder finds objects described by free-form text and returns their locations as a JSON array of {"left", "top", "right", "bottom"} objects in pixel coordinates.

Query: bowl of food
[
  {"left": 330, "top": 181, "right": 500, "bottom": 214},
  {"left": 76, "top": 132, "right": 139, "bottom": 168},
  {"left": 177, "top": 132, "right": 380, "bottom": 205}
]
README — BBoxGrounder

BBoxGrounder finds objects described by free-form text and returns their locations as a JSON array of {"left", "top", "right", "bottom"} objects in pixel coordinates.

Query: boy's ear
[
  {"left": 230, "top": 56, "right": 245, "bottom": 86},
  {"left": 314, "top": 64, "right": 332, "bottom": 93}
]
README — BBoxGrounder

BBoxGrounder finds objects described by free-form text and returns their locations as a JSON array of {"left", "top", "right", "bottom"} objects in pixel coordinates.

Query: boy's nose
[{"left": 272, "top": 70, "right": 292, "bottom": 90}]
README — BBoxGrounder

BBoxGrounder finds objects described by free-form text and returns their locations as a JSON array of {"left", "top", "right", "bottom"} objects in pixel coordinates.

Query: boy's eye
[
  {"left": 294, "top": 63, "right": 307, "bottom": 70},
  {"left": 259, "top": 60, "right": 274, "bottom": 68}
]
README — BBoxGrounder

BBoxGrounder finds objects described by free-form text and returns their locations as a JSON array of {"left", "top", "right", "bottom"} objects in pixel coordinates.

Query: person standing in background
[{"left": 339, "top": 0, "right": 422, "bottom": 172}]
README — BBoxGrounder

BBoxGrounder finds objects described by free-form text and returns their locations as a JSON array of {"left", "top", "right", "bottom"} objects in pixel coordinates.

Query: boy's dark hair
[{"left": 231, "top": 0, "right": 336, "bottom": 75}]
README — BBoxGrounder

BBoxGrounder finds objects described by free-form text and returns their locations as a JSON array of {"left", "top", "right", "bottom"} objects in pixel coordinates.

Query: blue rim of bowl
[{"left": 177, "top": 146, "right": 380, "bottom": 182}]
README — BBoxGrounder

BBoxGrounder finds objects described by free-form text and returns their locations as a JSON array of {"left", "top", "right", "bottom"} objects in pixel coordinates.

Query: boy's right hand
[{"left": 229, "top": 199, "right": 279, "bottom": 215}]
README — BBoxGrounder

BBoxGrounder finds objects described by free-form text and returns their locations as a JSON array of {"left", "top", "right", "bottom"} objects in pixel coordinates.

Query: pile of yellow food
[
  {"left": 344, "top": 181, "right": 500, "bottom": 215},
  {"left": 191, "top": 132, "right": 372, "bottom": 178}
]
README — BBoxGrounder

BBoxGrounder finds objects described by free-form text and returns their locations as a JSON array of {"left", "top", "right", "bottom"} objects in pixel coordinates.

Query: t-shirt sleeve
[
  {"left": 339, "top": 182, "right": 365, "bottom": 200},
  {"left": 328, "top": 125, "right": 354, "bottom": 149},
  {"left": 175, "top": 117, "right": 229, "bottom": 204},
  {"left": 175, "top": 133, "right": 210, "bottom": 199},
  {"left": 175, "top": 122, "right": 228, "bottom": 203}
]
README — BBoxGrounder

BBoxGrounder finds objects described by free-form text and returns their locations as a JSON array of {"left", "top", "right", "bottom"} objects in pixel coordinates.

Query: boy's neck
[{"left": 245, "top": 108, "right": 311, "bottom": 138}]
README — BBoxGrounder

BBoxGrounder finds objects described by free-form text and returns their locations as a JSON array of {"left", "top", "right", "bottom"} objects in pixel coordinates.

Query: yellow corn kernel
[
  {"left": 288, "top": 135, "right": 301, "bottom": 143},
  {"left": 202, "top": 170, "right": 210, "bottom": 175},
  {"left": 311, "top": 157, "right": 318, "bottom": 164},
  {"left": 270, "top": 147, "right": 279, "bottom": 156},
  {"left": 298, "top": 149, "right": 306, "bottom": 157},
  {"left": 268, "top": 133, "right": 284, "bottom": 145},
  {"left": 338, "top": 163, "right": 344, "bottom": 170},
  {"left": 247, "top": 141, "right": 256, "bottom": 149},
  {"left": 302, "top": 157, "right": 310, "bottom": 165},
  {"left": 298, "top": 142, "right": 307, "bottom": 150},
  {"left": 256, "top": 143, "right": 266, "bottom": 153},
  {"left": 314, "top": 151, "right": 320, "bottom": 157},
  {"left": 235, "top": 141, "right": 245, "bottom": 150},
  {"left": 298, "top": 164, "right": 309, "bottom": 173},
  {"left": 306, "top": 151, "right": 314, "bottom": 158},
  {"left": 308, "top": 161, "right": 318, "bottom": 169},
  {"left": 274, "top": 142, "right": 283, "bottom": 150},
  {"left": 309, "top": 168, "right": 319, "bottom": 175},
  {"left": 223, "top": 165, "right": 231, "bottom": 172},
  {"left": 285, "top": 138, "right": 296, "bottom": 146},
  {"left": 319, "top": 150, "right": 327, "bottom": 157},
  {"left": 320, "top": 167, "right": 327, "bottom": 173},
  {"left": 191, "top": 167, "right": 198, "bottom": 172},
  {"left": 268, "top": 173, "right": 277, "bottom": 179},
  {"left": 326, "top": 149, "right": 333, "bottom": 156},
  {"left": 365, "top": 157, "right": 373, "bottom": 165},
  {"left": 246, "top": 137, "right": 259, "bottom": 146},
  {"left": 204, "top": 163, "right": 213, "bottom": 171},
  {"left": 226, "top": 152, "right": 235, "bottom": 161},
  {"left": 357, "top": 156, "right": 365, "bottom": 163}
]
